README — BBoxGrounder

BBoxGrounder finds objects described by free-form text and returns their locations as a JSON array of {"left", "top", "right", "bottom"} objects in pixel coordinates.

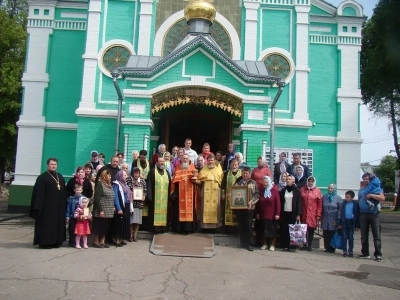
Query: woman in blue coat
[{"left": 321, "top": 183, "right": 342, "bottom": 253}]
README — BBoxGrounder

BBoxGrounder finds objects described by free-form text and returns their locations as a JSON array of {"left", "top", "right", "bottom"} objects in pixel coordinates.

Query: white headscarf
[
  {"left": 263, "top": 176, "right": 273, "bottom": 198},
  {"left": 306, "top": 176, "right": 316, "bottom": 190}
]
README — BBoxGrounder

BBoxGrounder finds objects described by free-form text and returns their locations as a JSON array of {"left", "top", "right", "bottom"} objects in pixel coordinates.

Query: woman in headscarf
[
  {"left": 299, "top": 176, "right": 322, "bottom": 251},
  {"left": 163, "top": 151, "right": 173, "bottom": 176},
  {"left": 294, "top": 165, "right": 307, "bottom": 189},
  {"left": 126, "top": 167, "right": 147, "bottom": 242},
  {"left": 256, "top": 176, "right": 281, "bottom": 251},
  {"left": 222, "top": 143, "right": 236, "bottom": 171},
  {"left": 66, "top": 166, "right": 93, "bottom": 199},
  {"left": 321, "top": 183, "right": 342, "bottom": 253},
  {"left": 112, "top": 170, "right": 132, "bottom": 246},
  {"left": 131, "top": 150, "right": 139, "bottom": 164},
  {"left": 234, "top": 152, "right": 247, "bottom": 170},
  {"left": 92, "top": 170, "right": 114, "bottom": 248},
  {"left": 201, "top": 143, "right": 214, "bottom": 162},
  {"left": 280, "top": 175, "right": 302, "bottom": 252},
  {"left": 277, "top": 172, "right": 288, "bottom": 192}
]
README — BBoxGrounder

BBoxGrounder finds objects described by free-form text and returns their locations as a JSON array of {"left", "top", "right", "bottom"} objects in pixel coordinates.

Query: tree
[
  {"left": 0, "top": 0, "right": 27, "bottom": 181},
  {"left": 360, "top": 0, "right": 400, "bottom": 168},
  {"left": 373, "top": 155, "right": 397, "bottom": 193}
]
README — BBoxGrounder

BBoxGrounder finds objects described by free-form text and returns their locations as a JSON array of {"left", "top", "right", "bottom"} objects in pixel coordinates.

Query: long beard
[
  {"left": 207, "top": 164, "right": 215, "bottom": 169},
  {"left": 158, "top": 165, "right": 165, "bottom": 170},
  {"left": 181, "top": 163, "right": 189, "bottom": 169}
]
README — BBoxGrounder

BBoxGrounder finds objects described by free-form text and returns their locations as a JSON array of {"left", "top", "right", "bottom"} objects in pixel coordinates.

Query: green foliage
[
  {"left": 374, "top": 155, "right": 397, "bottom": 193},
  {"left": 0, "top": 0, "right": 27, "bottom": 172},
  {"left": 360, "top": 0, "right": 400, "bottom": 161}
]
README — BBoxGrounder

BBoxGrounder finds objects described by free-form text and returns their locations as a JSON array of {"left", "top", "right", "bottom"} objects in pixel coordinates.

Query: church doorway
[{"left": 157, "top": 104, "right": 232, "bottom": 154}]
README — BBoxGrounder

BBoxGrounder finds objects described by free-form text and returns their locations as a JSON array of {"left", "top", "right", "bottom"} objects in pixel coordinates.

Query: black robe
[
  {"left": 29, "top": 171, "right": 67, "bottom": 246},
  {"left": 95, "top": 164, "right": 120, "bottom": 184},
  {"left": 144, "top": 167, "right": 171, "bottom": 232},
  {"left": 66, "top": 177, "right": 93, "bottom": 198}
]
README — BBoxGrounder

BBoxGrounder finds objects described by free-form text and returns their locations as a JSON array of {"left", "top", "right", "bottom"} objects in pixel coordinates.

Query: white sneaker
[
  {"left": 260, "top": 245, "right": 267, "bottom": 250},
  {"left": 269, "top": 246, "right": 275, "bottom": 251}
]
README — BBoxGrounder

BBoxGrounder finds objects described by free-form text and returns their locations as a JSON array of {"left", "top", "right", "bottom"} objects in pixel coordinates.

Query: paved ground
[{"left": 0, "top": 203, "right": 399, "bottom": 299}]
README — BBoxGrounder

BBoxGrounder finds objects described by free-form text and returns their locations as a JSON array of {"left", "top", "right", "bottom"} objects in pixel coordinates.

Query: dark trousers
[
  {"left": 280, "top": 211, "right": 296, "bottom": 249},
  {"left": 360, "top": 213, "right": 382, "bottom": 257},
  {"left": 323, "top": 230, "right": 336, "bottom": 252},
  {"left": 236, "top": 210, "right": 253, "bottom": 247},
  {"left": 342, "top": 219, "right": 355, "bottom": 253},
  {"left": 68, "top": 218, "right": 77, "bottom": 246},
  {"left": 307, "top": 227, "right": 315, "bottom": 248}
]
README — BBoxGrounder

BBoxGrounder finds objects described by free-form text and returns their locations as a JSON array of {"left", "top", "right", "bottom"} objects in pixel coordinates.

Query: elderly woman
[
  {"left": 121, "top": 163, "right": 129, "bottom": 174},
  {"left": 234, "top": 152, "right": 247, "bottom": 170},
  {"left": 294, "top": 165, "right": 307, "bottom": 189},
  {"left": 280, "top": 175, "right": 302, "bottom": 252},
  {"left": 131, "top": 150, "right": 139, "bottom": 163},
  {"left": 321, "top": 183, "right": 342, "bottom": 253},
  {"left": 277, "top": 172, "right": 288, "bottom": 192},
  {"left": 113, "top": 170, "right": 132, "bottom": 246},
  {"left": 299, "top": 176, "right": 322, "bottom": 251},
  {"left": 256, "top": 176, "right": 281, "bottom": 251},
  {"left": 92, "top": 170, "right": 114, "bottom": 248},
  {"left": 126, "top": 168, "right": 147, "bottom": 242},
  {"left": 163, "top": 151, "right": 173, "bottom": 175}
]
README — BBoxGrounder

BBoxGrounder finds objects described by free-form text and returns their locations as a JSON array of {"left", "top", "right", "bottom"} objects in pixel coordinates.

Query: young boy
[
  {"left": 66, "top": 184, "right": 83, "bottom": 247},
  {"left": 360, "top": 174, "right": 382, "bottom": 211},
  {"left": 338, "top": 190, "right": 360, "bottom": 257}
]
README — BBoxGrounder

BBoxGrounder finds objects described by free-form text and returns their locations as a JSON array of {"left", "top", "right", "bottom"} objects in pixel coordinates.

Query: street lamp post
[
  {"left": 269, "top": 82, "right": 285, "bottom": 172},
  {"left": 111, "top": 69, "right": 124, "bottom": 155}
]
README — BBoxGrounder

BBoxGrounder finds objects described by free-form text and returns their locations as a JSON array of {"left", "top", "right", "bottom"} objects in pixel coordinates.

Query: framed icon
[
  {"left": 133, "top": 187, "right": 144, "bottom": 201},
  {"left": 230, "top": 186, "right": 249, "bottom": 209}
]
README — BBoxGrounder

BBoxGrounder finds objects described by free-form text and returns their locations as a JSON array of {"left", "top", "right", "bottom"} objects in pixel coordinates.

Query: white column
[
  {"left": 293, "top": 4, "right": 310, "bottom": 120},
  {"left": 77, "top": 0, "right": 102, "bottom": 110},
  {"left": 143, "top": 135, "right": 149, "bottom": 151},
  {"left": 336, "top": 41, "right": 362, "bottom": 196},
  {"left": 14, "top": 1, "right": 56, "bottom": 185},
  {"left": 242, "top": 140, "right": 248, "bottom": 163},
  {"left": 243, "top": 0, "right": 260, "bottom": 60},
  {"left": 262, "top": 140, "right": 267, "bottom": 158},
  {"left": 137, "top": 0, "right": 154, "bottom": 56},
  {"left": 124, "top": 134, "right": 129, "bottom": 161}
]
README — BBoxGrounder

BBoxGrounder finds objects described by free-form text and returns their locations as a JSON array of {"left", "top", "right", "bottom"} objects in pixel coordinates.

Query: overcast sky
[{"left": 328, "top": 0, "right": 396, "bottom": 164}]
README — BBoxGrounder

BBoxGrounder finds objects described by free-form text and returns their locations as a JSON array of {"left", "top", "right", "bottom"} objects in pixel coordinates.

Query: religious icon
[
  {"left": 133, "top": 187, "right": 144, "bottom": 201},
  {"left": 230, "top": 186, "right": 248, "bottom": 209},
  {"left": 83, "top": 208, "right": 89, "bottom": 217}
]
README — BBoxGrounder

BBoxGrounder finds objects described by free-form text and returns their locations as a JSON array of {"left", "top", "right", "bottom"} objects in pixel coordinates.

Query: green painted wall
[
  {"left": 308, "top": 44, "right": 338, "bottom": 136},
  {"left": 308, "top": 142, "right": 336, "bottom": 194},
  {"left": 309, "top": 22, "right": 338, "bottom": 35},
  {"left": 241, "top": 131, "right": 266, "bottom": 168},
  {"left": 123, "top": 124, "right": 151, "bottom": 160},
  {"left": 243, "top": 103, "right": 268, "bottom": 125},
  {"left": 105, "top": 0, "right": 135, "bottom": 42},
  {"left": 75, "top": 117, "right": 117, "bottom": 167},
  {"left": 54, "top": 7, "right": 87, "bottom": 21},
  {"left": 273, "top": 127, "right": 309, "bottom": 148},
  {"left": 310, "top": 5, "right": 331, "bottom": 16},
  {"left": 42, "top": 129, "right": 77, "bottom": 175},
  {"left": 184, "top": 51, "right": 214, "bottom": 77},
  {"left": 8, "top": 185, "right": 33, "bottom": 210},
  {"left": 124, "top": 97, "right": 151, "bottom": 119},
  {"left": 260, "top": 8, "right": 292, "bottom": 53},
  {"left": 342, "top": 7, "right": 357, "bottom": 16},
  {"left": 45, "top": 30, "right": 85, "bottom": 123}
]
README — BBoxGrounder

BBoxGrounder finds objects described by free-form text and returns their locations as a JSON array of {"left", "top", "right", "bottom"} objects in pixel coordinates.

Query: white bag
[{"left": 289, "top": 221, "right": 307, "bottom": 245}]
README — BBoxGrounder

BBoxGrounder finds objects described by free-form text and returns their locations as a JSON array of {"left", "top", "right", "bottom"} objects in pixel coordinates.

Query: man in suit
[
  {"left": 289, "top": 153, "right": 310, "bottom": 179},
  {"left": 274, "top": 152, "right": 290, "bottom": 184}
]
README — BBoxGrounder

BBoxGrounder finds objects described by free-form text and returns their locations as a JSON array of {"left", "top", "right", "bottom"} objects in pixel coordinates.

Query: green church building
[{"left": 9, "top": 0, "right": 365, "bottom": 211}]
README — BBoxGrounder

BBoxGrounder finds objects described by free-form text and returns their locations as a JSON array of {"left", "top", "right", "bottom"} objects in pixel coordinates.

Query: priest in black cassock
[
  {"left": 29, "top": 158, "right": 67, "bottom": 249},
  {"left": 95, "top": 155, "right": 120, "bottom": 183},
  {"left": 145, "top": 157, "right": 171, "bottom": 232}
]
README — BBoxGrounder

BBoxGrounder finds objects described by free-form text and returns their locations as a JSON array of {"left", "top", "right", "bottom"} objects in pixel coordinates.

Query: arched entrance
[{"left": 151, "top": 88, "right": 243, "bottom": 153}]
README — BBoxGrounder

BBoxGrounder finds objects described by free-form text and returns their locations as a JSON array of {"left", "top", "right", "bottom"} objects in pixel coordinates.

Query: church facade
[{"left": 9, "top": 0, "right": 365, "bottom": 211}]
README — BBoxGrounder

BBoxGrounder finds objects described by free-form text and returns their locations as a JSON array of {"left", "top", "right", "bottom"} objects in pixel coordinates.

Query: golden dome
[{"left": 184, "top": 0, "right": 216, "bottom": 23}]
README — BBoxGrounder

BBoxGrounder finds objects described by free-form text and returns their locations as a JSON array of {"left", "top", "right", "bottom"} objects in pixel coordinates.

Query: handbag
[
  {"left": 289, "top": 221, "right": 307, "bottom": 245},
  {"left": 330, "top": 229, "right": 344, "bottom": 250}
]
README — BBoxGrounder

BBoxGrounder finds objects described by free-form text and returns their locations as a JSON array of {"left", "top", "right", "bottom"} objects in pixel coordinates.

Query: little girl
[{"left": 74, "top": 197, "right": 92, "bottom": 249}]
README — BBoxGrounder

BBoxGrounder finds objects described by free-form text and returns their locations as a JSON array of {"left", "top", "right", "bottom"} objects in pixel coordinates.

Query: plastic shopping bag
[
  {"left": 289, "top": 221, "right": 307, "bottom": 245},
  {"left": 330, "top": 230, "right": 345, "bottom": 250}
]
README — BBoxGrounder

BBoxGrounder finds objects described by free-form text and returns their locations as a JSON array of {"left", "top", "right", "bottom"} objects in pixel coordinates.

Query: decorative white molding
[
  {"left": 182, "top": 49, "right": 216, "bottom": 79},
  {"left": 232, "top": 139, "right": 240, "bottom": 146},
  {"left": 131, "top": 83, "right": 147, "bottom": 88},
  {"left": 248, "top": 110, "right": 264, "bottom": 121},
  {"left": 239, "top": 124, "right": 270, "bottom": 132},
  {"left": 242, "top": 139, "right": 248, "bottom": 163},
  {"left": 337, "top": 0, "right": 363, "bottom": 17},
  {"left": 75, "top": 108, "right": 124, "bottom": 118},
  {"left": 262, "top": 140, "right": 267, "bottom": 157},
  {"left": 121, "top": 118, "right": 154, "bottom": 130},
  {"left": 46, "top": 122, "right": 78, "bottom": 130},
  {"left": 249, "top": 89, "right": 264, "bottom": 94},
  {"left": 129, "top": 104, "right": 146, "bottom": 114},
  {"left": 60, "top": 12, "right": 87, "bottom": 19},
  {"left": 143, "top": 135, "right": 150, "bottom": 151},
  {"left": 269, "top": 118, "right": 313, "bottom": 128},
  {"left": 137, "top": 0, "right": 154, "bottom": 55},
  {"left": 309, "top": 26, "right": 331, "bottom": 32},
  {"left": 97, "top": 39, "right": 135, "bottom": 78},
  {"left": 244, "top": 0, "right": 260, "bottom": 61},
  {"left": 153, "top": 10, "right": 241, "bottom": 60},
  {"left": 124, "top": 78, "right": 271, "bottom": 104},
  {"left": 258, "top": 47, "right": 296, "bottom": 84},
  {"left": 16, "top": 120, "right": 46, "bottom": 128},
  {"left": 124, "top": 134, "right": 129, "bottom": 160},
  {"left": 310, "top": 0, "right": 335, "bottom": 15},
  {"left": 308, "top": 135, "right": 363, "bottom": 144}
]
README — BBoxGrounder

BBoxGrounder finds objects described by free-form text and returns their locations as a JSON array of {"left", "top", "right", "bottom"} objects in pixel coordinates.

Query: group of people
[{"left": 28, "top": 139, "right": 384, "bottom": 262}]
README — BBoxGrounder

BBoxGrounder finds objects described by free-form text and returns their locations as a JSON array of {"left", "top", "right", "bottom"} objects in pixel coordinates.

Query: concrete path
[{"left": 0, "top": 215, "right": 399, "bottom": 299}]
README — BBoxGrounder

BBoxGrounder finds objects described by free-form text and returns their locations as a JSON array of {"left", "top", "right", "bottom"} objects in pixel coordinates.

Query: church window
[
  {"left": 44, "top": 9, "right": 49, "bottom": 16},
  {"left": 34, "top": 9, "right": 39, "bottom": 15},
  {"left": 263, "top": 53, "right": 291, "bottom": 80},
  {"left": 102, "top": 45, "right": 132, "bottom": 73},
  {"left": 352, "top": 27, "right": 357, "bottom": 33},
  {"left": 343, "top": 26, "right": 348, "bottom": 32}
]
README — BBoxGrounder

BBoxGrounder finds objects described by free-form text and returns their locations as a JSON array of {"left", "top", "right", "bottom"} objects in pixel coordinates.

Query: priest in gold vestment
[{"left": 194, "top": 154, "right": 223, "bottom": 229}]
